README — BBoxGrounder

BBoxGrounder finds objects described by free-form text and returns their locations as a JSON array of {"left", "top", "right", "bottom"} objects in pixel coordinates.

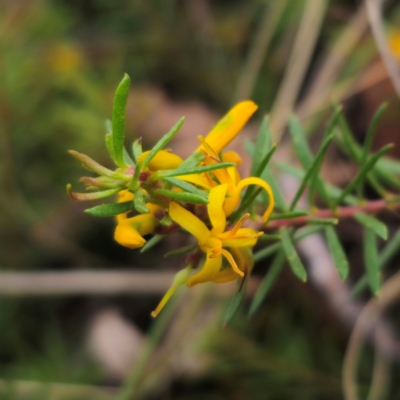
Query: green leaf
[
  {"left": 223, "top": 278, "right": 248, "bottom": 325},
  {"left": 105, "top": 133, "right": 116, "bottom": 162},
  {"left": 85, "top": 200, "right": 134, "bottom": 217},
  {"left": 153, "top": 189, "right": 208, "bottom": 204},
  {"left": 123, "top": 147, "right": 134, "bottom": 166},
  {"left": 280, "top": 228, "right": 307, "bottom": 282},
  {"left": 290, "top": 135, "right": 333, "bottom": 210},
  {"left": 68, "top": 150, "right": 130, "bottom": 181},
  {"left": 140, "top": 235, "right": 164, "bottom": 253},
  {"left": 269, "top": 211, "right": 308, "bottom": 221},
  {"left": 134, "top": 189, "right": 150, "bottom": 213},
  {"left": 325, "top": 226, "right": 349, "bottom": 280},
  {"left": 67, "top": 185, "right": 120, "bottom": 201},
  {"left": 176, "top": 151, "right": 205, "bottom": 170},
  {"left": 129, "top": 161, "right": 141, "bottom": 191},
  {"left": 354, "top": 212, "right": 387, "bottom": 240},
  {"left": 132, "top": 139, "right": 143, "bottom": 164},
  {"left": 163, "top": 177, "right": 209, "bottom": 198},
  {"left": 333, "top": 144, "right": 393, "bottom": 207},
  {"left": 248, "top": 251, "right": 285, "bottom": 317},
  {"left": 156, "top": 162, "right": 235, "bottom": 178},
  {"left": 251, "top": 116, "right": 272, "bottom": 176},
  {"left": 142, "top": 117, "right": 185, "bottom": 169},
  {"left": 112, "top": 73, "right": 131, "bottom": 167},
  {"left": 364, "top": 228, "right": 381, "bottom": 296},
  {"left": 352, "top": 228, "right": 400, "bottom": 297},
  {"left": 307, "top": 217, "right": 338, "bottom": 225}
]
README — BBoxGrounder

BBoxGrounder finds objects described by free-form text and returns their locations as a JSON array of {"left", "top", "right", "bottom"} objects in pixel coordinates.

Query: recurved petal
[
  {"left": 199, "top": 101, "right": 258, "bottom": 153},
  {"left": 169, "top": 202, "right": 210, "bottom": 245},
  {"left": 221, "top": 228, "right": 262, "bottom": 248},
  {"left": 208, "top": 184, "right": 228, "bottom": 234},
  {"left": 138, "top": 150, "right": 183, "bottom": 171},
  {"left": 187, "top": 251, "right": 222, "bottom": 287}
]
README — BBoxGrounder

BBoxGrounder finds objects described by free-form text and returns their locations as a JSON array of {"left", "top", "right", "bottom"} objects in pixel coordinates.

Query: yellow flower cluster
[{"left": 113, "top": 101, "right": 275, "bottom": 317}]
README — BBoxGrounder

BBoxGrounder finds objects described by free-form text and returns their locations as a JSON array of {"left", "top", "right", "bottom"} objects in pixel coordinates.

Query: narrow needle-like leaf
[
  {"left": 280, "top": 228, "right": 307, "bottom": 282},
  {"left": 354, "top": 213, "right": 387, "bottom": 240},
  {"left": 140, "top": 235, "right": 164, "bottom": 253},
  {"left": 364, "top": 228, "right": 381, "bottom": 296},
  {"left": 325, "top": 226, "right": 349, "bottom": 280},
  {"left": 156, "top": 162, "right": 235, "bottom": 178},
  {"left": 142, "top": 117, "right": 185, "bottom": 169},
  {"left": 112, "top": 74, "right": 131, "bottom": 167},
  {"left": 153, "top": 189, "right": 208, "bottom": 204},
  {"left": 85, "top": 200, "right": 134, "bottom": 217}
]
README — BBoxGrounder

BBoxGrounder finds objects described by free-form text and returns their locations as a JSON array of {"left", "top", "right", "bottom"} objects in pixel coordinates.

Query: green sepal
[
  {"left": 142, "top": 117, "right": 185, "bottom": 169},
  {"left": 325, "top": 226, "right": 349, "bottom": 280},
  {"left": 134, "top": 189, "right": 150, "bottom": 213},
  {"left": 354, "top": 213, "right": 387, "bottom": 240},
  {"left": 160, "top": 214, "right": 173, "bottom": 227},
  {"left": 364, "top": 228, "right": 381, "bottom": 296},
  {"left": 85, "top": 200, "right": 135, "bottom": 217},
  {"left": 112, "top": 73, "right": 131, "bottom": 167},
  {"left": 280, "top": 228, "right": 307, "bottom": 282},
  {"left": 248, "top": 251, "right": 285, "bottom": 317},
  {"left": 153, "top": 189, "right": 208, "bottom": 204},
  {"left": 132, "top": 139, "right": 143, "bottom": 164}
]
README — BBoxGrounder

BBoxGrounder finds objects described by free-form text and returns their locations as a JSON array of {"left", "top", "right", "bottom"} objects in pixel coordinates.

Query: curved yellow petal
[
  {"left": 169, "top": 202, "right": 210, "bottom": 245},
  {"left": 208, "top": 184, "right": 228, "bottom": 234},
  {"left": 187, "top": 252, "right": 222, "bottom": 287},
  {"left": 223, "top": 177, "right": 275, "bottom": 221},
  {"left": 138, "top": 150, "right": 183, "bottom": 171},
  {"left": 221, "top": 228, "right": 262, "bottom": 248},
  {"left": 199, "top": 101, "right": 258, "bottom": 153},
  {"left": 221, "top": 249, "right": 244, "bottom": 277},
  {"left": 217, "top": 213, "right": 250, "bottom": 239},
  {"left": 221, "top": 151, "right": 242, "bottom": 165},
  {"left": 151, "top": 267, "right": 190, "bottom": 318}
]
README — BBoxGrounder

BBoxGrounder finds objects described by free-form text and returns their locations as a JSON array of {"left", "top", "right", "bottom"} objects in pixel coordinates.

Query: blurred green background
[{"left": 1, "top": 0, "right": 400, "bottom": 399}]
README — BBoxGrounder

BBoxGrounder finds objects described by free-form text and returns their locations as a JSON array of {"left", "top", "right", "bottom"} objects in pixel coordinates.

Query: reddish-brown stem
[{"left": 265, "top": 198, "right": 400, "bottom": 229}]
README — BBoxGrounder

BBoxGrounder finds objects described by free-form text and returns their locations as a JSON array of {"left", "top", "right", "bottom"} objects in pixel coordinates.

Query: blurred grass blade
[
  {"left": 248, "top": 251, "right": 285, "bottom": 317},
  {"left": 325, "top": 226, "right": 349, "bottom": 280},
  {"left": 164, "top": 242, "right": 197, "bottom": 258},
  {"left": 112, "top": 74, "right": 131, "bottom": 167},
  {"left": 163, "top": 177, "right": 209, "bottom": 198},
  {"left": 85, "top": 200, "right": 134, "bottom": 217},
  {"left": 223, "top": 278, "right": 248, "bottom": 325},
  {"left": 280, "top": 228, "right": 307, "bottom": 282},
  {"left": 156, "top": 162, "right": 235, "bottom": 178},
  {"left": 140, "top": 235, "right": 164, "bottom": 253},
  {"left": 354, "top": 212, "right": 387, "bottom": 240},
  {"left": 333, "top": 144, "right": 393, "bottom": 207},
  {"left": 364, "top": 228, "right": 381, "bottom": 296},
  {"left": 134, "top": 189, "right": 150, "bottom": 213},
  {"left": 290, "top": 135, "right": 333, "bottom": 210},
  {"left": 142, "top": 117, "right": 185, "bottom": 169},
  {"left": 153, "top": 189, "right": 208, "bottom": 204}
]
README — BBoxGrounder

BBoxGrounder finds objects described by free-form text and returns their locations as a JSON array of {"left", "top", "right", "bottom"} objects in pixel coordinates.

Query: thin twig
[
  {"left": 343, "top": 269, "right": 400, "bottom": 400},
  {"left": 270, "top": 0, "right": 328, "bottom": 142},
  {"left": 365, "top": 0, "right": 400, "bottom": 98}
]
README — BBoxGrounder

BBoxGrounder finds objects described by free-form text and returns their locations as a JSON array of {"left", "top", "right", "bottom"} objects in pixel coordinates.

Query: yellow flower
[
  {"left": 138, "top": 150, "right": 183, "bottom": 171},
  {"left": 114, "top": 190, "right": 162, "bottom": 249},
  {"left": 197, "top": 101, "right": 258, "bottom": 153},
  {"left": 151, "top": 184, "right": 262, "bottom": 317}
]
